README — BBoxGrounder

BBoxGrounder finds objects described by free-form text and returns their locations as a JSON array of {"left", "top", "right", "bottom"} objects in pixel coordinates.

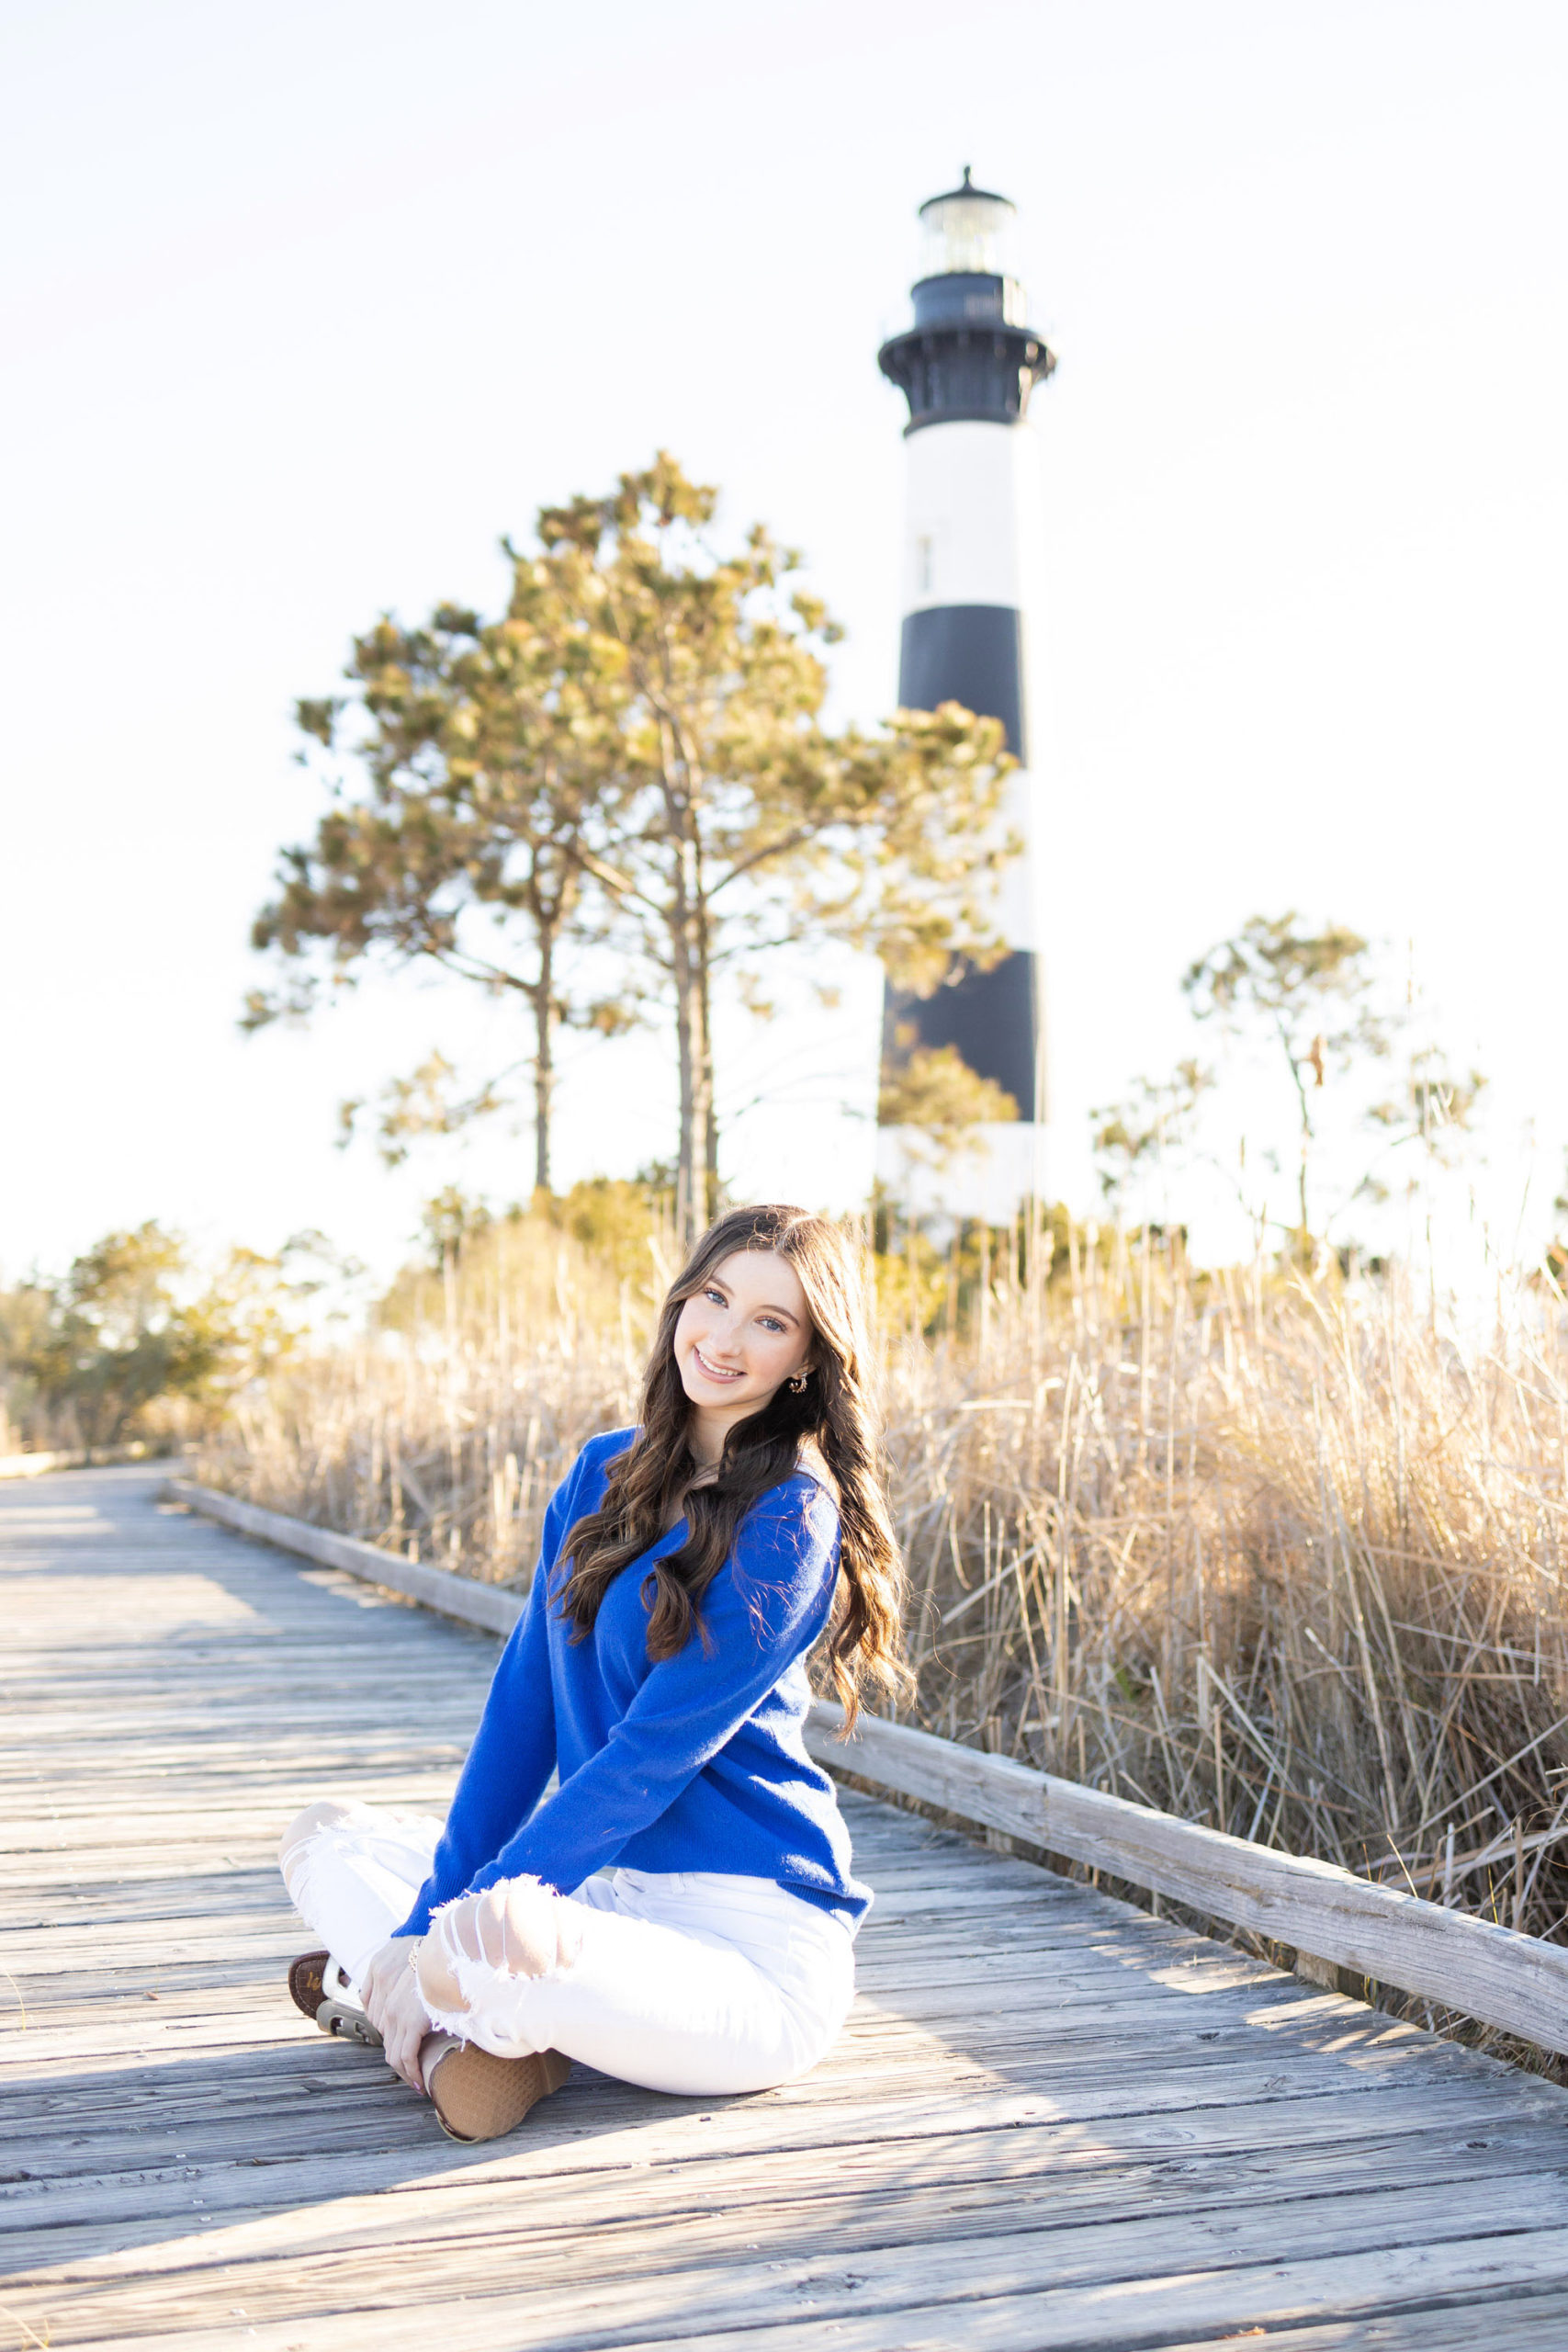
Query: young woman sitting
[{"left": 277, "top": 1203, "right": 908, "bottom": 2142}]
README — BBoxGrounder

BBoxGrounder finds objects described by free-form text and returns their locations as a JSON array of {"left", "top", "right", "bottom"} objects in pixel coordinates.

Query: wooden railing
[
  {"left": 164, "top": 1475, "right": 1568, "bottom": 2056},
  {"left": 799, "top": 1702, "right": 1568, "bottom": 2052}
]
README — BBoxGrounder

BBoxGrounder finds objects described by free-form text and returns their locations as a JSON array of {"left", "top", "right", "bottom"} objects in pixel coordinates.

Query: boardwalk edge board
[{"left": 163, "top": 1474, "right": 1568, "bottom": 2055}]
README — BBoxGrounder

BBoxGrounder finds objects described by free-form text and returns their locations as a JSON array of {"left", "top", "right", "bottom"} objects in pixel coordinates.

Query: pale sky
[{"left": 3, "top": 0, "right": 1564, "bottom": 1283}]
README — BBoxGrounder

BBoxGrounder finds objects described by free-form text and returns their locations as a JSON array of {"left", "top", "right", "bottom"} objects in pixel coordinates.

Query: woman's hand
[{"left": 360, "top": 1937, "right": 434, "bottom": 2094}]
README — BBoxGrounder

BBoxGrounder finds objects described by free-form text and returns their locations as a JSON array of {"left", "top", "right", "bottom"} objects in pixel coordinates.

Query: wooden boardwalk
[{"left": 6, "top": 1473, "right": 1568, "bottom": 2350}]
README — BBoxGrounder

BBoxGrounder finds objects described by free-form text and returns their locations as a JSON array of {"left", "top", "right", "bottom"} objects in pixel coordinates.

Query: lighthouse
[{"left": 876, "top": 168, "right": 1055, "bottom": 1218}]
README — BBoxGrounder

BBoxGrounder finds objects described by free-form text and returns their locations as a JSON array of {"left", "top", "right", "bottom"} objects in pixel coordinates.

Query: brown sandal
[
  {"left": 288, "top": 1951, "right": 383, "bottom": 2048},
  {"left": 288, "top": 1950, "right": 331, "bottom": 2019},
  {"left": 423, "top": 2038, "right": 571, "bottom": 2143}
]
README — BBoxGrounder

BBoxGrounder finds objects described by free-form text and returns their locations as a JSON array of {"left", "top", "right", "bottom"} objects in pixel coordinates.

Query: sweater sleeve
[
  {"left": 391, "top": 1453, "right": 585, "bottom": 1939},
  {"left": 463, "top": 1478, "right": 840, "bottom": 1902}
]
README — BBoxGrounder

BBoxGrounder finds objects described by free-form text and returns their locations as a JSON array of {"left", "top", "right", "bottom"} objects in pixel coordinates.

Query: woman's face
[{"left": 672, "top": 1248, "right": 814, "bottom": 1447}]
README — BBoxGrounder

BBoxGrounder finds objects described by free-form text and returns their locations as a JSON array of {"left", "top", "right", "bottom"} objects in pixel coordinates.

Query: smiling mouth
[{"left": 691, "top": 1345, "right": 744, "bottom": 1383}]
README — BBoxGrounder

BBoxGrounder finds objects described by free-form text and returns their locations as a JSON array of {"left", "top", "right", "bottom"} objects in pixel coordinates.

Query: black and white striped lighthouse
[{"left": 876, "top": 168, "right": 1055, "bottom": 1216}]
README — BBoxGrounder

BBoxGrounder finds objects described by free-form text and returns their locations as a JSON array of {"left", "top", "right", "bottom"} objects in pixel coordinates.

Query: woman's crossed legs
[{"left": 279, "top": 1796, "right": 854, "bottom": 2101}]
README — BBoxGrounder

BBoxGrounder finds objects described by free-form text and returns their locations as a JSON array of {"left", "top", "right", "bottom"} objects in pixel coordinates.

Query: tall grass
[
  {"left": 204, "top": 1216, "right": 1568, "bottom": 1966},
  {"left": 214, "top": 1205, "right": 658, "bottom": 1580}
]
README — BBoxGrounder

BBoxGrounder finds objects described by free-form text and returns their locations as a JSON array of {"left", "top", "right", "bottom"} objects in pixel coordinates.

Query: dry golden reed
[{"left": 203, "top": 1216, "right": 1568, "bottom": 1960}]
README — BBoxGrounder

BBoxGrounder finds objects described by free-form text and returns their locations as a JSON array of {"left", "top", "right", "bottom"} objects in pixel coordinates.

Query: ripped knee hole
[{"left": 422, "top": 1882, "right": 583, "bottom": 2010}]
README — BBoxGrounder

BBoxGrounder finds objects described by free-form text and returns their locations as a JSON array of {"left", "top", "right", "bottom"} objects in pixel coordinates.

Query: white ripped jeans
[{"left": 280, "top": 1801, "right": 856, "bottom": 2098}]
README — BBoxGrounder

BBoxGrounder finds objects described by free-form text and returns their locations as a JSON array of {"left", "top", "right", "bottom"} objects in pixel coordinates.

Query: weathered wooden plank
[
  {"left": 7, "top": 2032, "right": 1544, "bottom": 2167},
  {"left": 11, "top": 2075, "right": 1562, "bottom": 2222},
  {"left": 1151, "top": 2309, "right": 1568, "bottom": 2352},
  {"left": 13, "top": 2097, "right": 1568, "bottom": 2271},
  {"left": 17, "top": 2211, "right": 1568, "bottom": 2352}
]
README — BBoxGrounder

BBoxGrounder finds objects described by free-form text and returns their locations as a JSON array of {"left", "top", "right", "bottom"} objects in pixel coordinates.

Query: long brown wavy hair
[{"left": 558, "top": 1204, "right": 908, "bottom": 1727}]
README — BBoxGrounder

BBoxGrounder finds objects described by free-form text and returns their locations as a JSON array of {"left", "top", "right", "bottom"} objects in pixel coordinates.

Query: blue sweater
[{"left": 394, "top": 1430, "right": 870, "bottom": 1936}]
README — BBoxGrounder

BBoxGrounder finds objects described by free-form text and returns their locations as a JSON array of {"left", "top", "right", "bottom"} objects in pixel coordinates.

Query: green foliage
[
  {"left": 251, "top": 454, "right": 1020, "bottom": 1241},
  {"left": 417, "top": 1186, "right": 494, "bottom": 1267},
  {"left": 250, "top": 591, "right": 623, "bottom": 1193},
  {"left": 870, "top": 1196, "right": 1090, "bottom": 1338},
  {"left": 1183, "top": 913, "right": 1390, "bottom": 1240},
  {"left": 877, "top": 1039, "right": 1020, "bottom": 1170},
  {"left": 547, "top": 1176, "right": 676, "bottom": 1284},
  {"left": 376, "top": 1180, "right": 675, "bottom": 1340},
  {"left": 348, "top": 1054, "right": 509, "bottom": 1170},
  {"left": 507, "top": 455, "right": 1021, "bottom": 1237},
  {"left": 4, "top": 1224, "right": 205, "bottom": 1447},
  {"left": 1091, "top": 1058, "right": 1214, "bottom": 1206},
  {"left": 0, "top": 1227, "right": 324, "bottom": 1451},
  {"left": 1360, "top": 1052, "right": 1488, "bottom": 1198},
  {"left": 1095, "top": 912, "right": 1487, "bottom": 1251}
]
